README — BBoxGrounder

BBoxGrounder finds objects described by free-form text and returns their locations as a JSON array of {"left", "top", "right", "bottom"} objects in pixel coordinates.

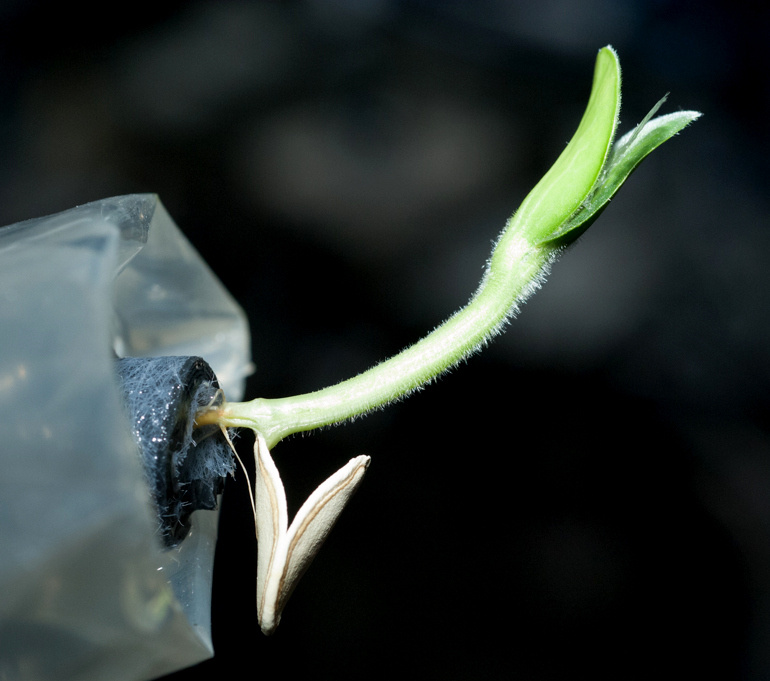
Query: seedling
[{"left": 196, "top": 46, "right": 701, "bottom": 634}]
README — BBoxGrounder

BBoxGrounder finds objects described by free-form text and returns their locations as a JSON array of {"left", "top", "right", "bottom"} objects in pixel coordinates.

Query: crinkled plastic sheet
[{"left": 0, "top": 195, "right": 251, "bottom": 681}]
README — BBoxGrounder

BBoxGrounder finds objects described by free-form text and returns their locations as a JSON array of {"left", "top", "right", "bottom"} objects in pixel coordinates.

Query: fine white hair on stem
[
  {"left": 200, "top": 45, "right": 700, "bottom": 449},
  {"left": 214, "top": 227, "right": 559, "bottom": 448}
]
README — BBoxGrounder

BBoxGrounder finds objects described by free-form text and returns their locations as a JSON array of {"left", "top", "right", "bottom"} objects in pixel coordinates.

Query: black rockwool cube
[{"left": 115, "top": 356, "right": 234, "bottom": 547}]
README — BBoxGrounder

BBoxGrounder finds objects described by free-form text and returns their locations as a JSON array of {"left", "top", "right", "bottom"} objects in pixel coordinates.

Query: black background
[{"left": 2, "top": 2, "right": 769, "bottom": 679}]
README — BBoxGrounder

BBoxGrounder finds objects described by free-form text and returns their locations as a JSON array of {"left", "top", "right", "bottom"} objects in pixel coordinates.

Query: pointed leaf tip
[
  {"left": 509, "top": 44, "right": 621, "bottom": 244},
  {"left": 538, "top": 106, "right": 702, "bottom": 247}
]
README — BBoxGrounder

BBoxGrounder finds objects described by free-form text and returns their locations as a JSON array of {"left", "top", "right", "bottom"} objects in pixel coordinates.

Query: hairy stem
[
  {"left": 206, "top": 231, "right": 556, "bottom": 448},
  {"left": 194, "top": 45, "right": 701, "bottom": 449}
]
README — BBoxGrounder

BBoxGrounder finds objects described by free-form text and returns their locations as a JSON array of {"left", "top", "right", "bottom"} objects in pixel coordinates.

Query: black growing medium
[{"left": 115, "top": 356, "right": 234, "bottom": 547}]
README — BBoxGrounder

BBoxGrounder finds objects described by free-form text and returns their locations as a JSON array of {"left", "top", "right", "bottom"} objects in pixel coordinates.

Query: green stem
[
  {"left": 216, "top": 231, "right": 556, "bottom": 448},
  {"left": 196, "top": 45, "right": 700, "bottom": 449},
  {"left": 208, "top": 46, "right": 616, "bottom": 448}
]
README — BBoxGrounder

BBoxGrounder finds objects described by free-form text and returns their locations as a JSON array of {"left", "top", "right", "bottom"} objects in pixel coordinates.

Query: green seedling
[{"left": 197, "top": 46, "right": 701, "bottom": 634}]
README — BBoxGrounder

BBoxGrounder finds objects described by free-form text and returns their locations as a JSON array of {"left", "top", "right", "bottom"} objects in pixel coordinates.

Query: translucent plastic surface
[{"left": 0, "top": 195, "right": 251, "bottom": 680}]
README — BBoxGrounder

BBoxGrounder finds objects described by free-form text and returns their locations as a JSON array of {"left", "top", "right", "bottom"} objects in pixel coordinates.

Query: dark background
[{"left": 2, "top": 2, "right": 768, "bottom": 679}]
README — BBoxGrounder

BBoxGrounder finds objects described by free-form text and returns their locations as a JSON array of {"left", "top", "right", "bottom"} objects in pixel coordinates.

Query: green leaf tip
[
  {"left": 508, "top": 45, "right": 701, "bottom": 249},
  {"left": 509, "top": 45, "right": 621, "bottom": 245},
  {"left": 541, "top": 100, "right": 702, "bottom": 247}
]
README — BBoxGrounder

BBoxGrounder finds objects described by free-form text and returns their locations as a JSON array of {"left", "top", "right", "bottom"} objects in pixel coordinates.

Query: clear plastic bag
[{"left": 0, "top": 195, "right": 251, "bottom": 681}]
